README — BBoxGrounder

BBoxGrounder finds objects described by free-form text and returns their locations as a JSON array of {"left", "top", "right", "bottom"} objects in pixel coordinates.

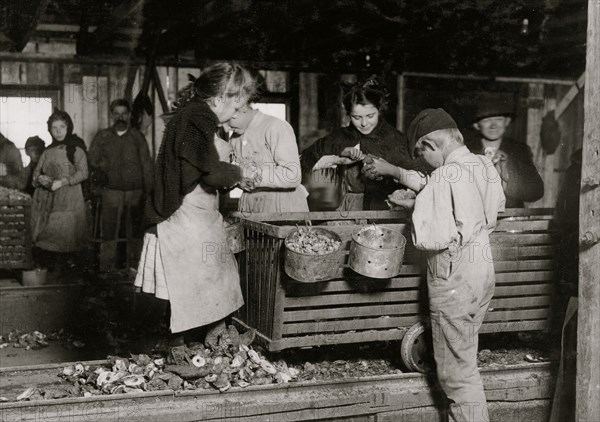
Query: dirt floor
[
  {"left": 0, "top": 267, "right": 561, "bottom": 374},
  {"left": 0, "top": 263, "right": 566, "bottom": 405}
]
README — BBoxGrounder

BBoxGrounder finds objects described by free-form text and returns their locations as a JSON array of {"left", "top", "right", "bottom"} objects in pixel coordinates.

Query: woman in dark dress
[{"left": 300, "top": 77, "right": 431, "bottom": 211}]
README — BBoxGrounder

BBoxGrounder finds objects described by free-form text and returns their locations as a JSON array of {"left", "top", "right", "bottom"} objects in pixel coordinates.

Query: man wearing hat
[
  {"left": 365, "top": 108, "right": 506, "bottom": 422},
  {"left": 467, "top": 94, "right": 544, "bottom": 207}
]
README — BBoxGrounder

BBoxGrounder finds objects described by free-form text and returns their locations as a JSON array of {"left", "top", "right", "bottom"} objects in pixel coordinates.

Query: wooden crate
[
  {"left": 233, "top": 209, "right": 557, "bottom": 351},
  {"left": 0, "top": 196, "right": 33, "bottom": 270}
]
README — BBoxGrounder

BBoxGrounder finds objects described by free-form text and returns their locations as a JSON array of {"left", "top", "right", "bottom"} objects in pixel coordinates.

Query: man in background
[
  {"left": 465, "top": 94, "right": 544, "bottom": 207},
  {"left": 89, "top": 99, "right": 153, "bottom": 271}
]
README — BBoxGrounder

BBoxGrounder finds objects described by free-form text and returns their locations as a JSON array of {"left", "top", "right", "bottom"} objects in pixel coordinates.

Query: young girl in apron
[{"left": 135, "top": 63, "right": 257, "bottom": 348}]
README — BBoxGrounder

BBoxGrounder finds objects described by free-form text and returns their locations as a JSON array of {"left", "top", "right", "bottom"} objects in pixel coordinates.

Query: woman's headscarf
[{"left": 46, "top": 110, "right": 85, "bottom": 165}]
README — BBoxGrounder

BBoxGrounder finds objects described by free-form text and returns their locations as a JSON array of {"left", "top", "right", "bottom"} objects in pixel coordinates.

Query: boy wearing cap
[
  {"left": 365, "top": 108, "right": 505, "bottom": 422},
  {"left": 21, "top": 136, "right": 46, "bottom": 195},
  {"left": 467, "top": 95, "right": 543, "bottom": 207}
]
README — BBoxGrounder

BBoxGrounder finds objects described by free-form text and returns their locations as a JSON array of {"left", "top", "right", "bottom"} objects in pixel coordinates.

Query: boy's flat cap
[{"left": 407, "top": 108, "right": 457, "bottom": 146}]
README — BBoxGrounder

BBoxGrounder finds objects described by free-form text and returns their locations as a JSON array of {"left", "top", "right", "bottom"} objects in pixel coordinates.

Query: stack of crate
[{"left": 0, "top": 190, "right": 32, "bottom": 269}]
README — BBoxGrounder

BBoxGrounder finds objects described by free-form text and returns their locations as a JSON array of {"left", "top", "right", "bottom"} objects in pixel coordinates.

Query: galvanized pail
[
  {"left": 349, "top": 225, "right": 406, "bottom": 279},
  {"left": 284, "top": 228, "right": 342, "bottom": 283}
]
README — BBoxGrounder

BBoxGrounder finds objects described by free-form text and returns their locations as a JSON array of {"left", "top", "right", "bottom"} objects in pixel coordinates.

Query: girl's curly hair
[{"left": 341, "top": 75, "right": 390, "bottom": 114}]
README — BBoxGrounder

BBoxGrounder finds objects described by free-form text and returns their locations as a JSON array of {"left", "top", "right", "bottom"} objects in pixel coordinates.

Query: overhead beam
[{"left": 36, "top": 23, "right": 143, "bottom": 36}]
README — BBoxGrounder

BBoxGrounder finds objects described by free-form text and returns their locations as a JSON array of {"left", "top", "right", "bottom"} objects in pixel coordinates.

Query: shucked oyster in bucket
[
  {"left": 284, "top": 226, "right": 343, "bottom": 283},
  {"left": 285, "top": 227, "right": 341, "bottom": 255}
]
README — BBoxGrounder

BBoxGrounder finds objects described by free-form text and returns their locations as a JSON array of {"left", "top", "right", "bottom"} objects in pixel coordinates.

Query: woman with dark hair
[
  {"left": 135, "top": 62, "right": 257, "bottom": 347},
  {"left": 31, "top": 110, "right": 89, "bottom": 267},
  {"left": 300, "top": 76, "right": 430, "bottom": 211}
]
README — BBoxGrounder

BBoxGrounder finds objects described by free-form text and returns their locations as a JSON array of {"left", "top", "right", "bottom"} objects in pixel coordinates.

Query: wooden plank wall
[
  {"left": 0, "top": 60, "right": 203, "bottom": 155},
  {"left": 528, "top": 84, "right": 584, "bottom": 208}
]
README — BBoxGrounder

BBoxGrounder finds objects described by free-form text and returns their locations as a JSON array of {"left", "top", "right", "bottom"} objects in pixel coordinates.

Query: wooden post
[
  {"left": 289, "top": 70, "right": 300, "bottom": 139},
  {"left": 526, "top": 83, "right": 546, "bottom": 207},
  {"left": 396, "top": 74, "right": 405, "bottom": 131},
  {"left": 298, "top": 72, "right": 319, "bottom": 141},
  {"left": 151, "top": 65, "right": 169, "bottom": 114},
  {"left": 577, "top": 1, "right": 600, "bottom": 421}
]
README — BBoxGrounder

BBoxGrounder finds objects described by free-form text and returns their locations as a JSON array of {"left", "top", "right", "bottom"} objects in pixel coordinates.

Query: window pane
[
  {"left": 252, "top": 103, "right": 287, "bottom": 122},
  {"left": 0, "top": 97, "right": 53, "bottom": 165}
]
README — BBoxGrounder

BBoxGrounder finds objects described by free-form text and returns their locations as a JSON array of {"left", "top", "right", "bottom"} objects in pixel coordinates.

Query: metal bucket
[
  {"left": 21, "top": 268, "right": 48, "bottom": 287},
  {"left": 284, "top": 228, "right": 342, "bottom": 283},
  {"left": 225, "top": 221, "right": 245, "bottom": 254},
  {"left": 349, "top": 225, "right": 406, "bottom": 279}
]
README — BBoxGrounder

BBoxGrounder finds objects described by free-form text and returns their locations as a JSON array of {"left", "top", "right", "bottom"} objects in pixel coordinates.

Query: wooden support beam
[
  {"left": 85, "top": 0, "right": 145, "bottom": 53},
  {"left": 15, "top": 0, "right": 51, "bottom": 51},
  {"left": 396, "top": 74, "right": 406, "bottom": 131},
  {"left": 577, "top": 1, "right": 600, "bottom": 421},
  {"left": 152, "top": 65, "right": 169, "bottom": 114},
  {"left": 298, "top": 73, "right": 319, "bottom": 140},
  {"left": 289, "top": 71, "right": 300, "bottom": 138},
  {"left": 555, "top": 72, "right": 586, "bottom": 119}
]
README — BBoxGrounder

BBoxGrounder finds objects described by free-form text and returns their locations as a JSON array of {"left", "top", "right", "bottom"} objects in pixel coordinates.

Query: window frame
[{"left": 1, "top": 84, "right": 61, "bottom": 164}]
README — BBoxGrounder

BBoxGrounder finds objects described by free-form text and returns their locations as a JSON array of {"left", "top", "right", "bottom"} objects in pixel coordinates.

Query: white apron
[{"left": 135, "top": 184, "right": 244, "bottom": 333}]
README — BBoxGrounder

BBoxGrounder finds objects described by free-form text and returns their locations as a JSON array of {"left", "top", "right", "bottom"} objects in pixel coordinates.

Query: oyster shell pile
[
  {"left": 166, "top": 342, "right": 299, "bottom": 392},
  {"left": 0, "top": 330, "right": 49, "bottom": 350},
  {"left": 12, "top": 326, "right": 298, "bottom": 401},
  {"left": 285, "top": 227, "right": 341, "bottom": 255},
  {"left": 0, "top": 186, "right": 30, "bottom": 202}
]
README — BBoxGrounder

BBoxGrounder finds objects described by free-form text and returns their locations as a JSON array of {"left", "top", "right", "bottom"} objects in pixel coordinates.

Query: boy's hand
[
  {"left": 386, "top": 197, "right": 415, "bottom": 210},
  {"left": 387, "top": 189, "right": 416, "bottom": 210},
  {"left": 340, "top": 147, "right": 364, "bottom": 161},
  {"left": 363, "top": 157, "right": 397, "bottom": 178}
]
